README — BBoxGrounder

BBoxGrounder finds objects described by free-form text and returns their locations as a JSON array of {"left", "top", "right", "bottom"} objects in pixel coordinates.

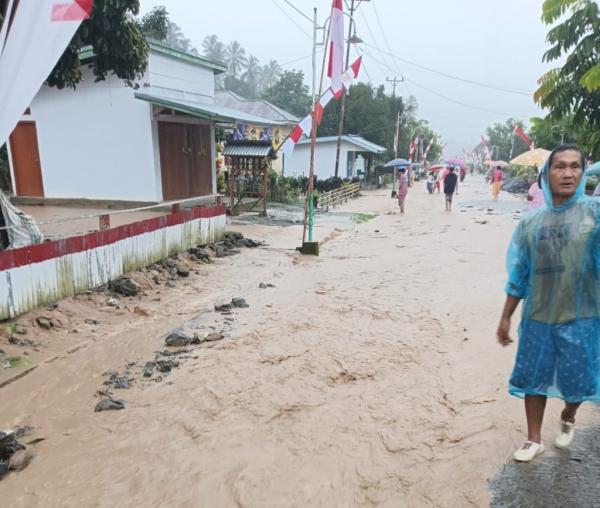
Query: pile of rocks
[{"left": 0, "top": 427, "right": 35, "bottom": 479}]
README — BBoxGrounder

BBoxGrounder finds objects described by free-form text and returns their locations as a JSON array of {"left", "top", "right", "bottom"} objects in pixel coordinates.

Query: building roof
[
  {"left": 215, "top": 90, "right": 299, "bottom": 125},
  {"left": 135, "top": 90, "right": 288, "bottom": 127},
  {"left": 296, "top": 135, "right": 387, "bottom": 154},
  {"left": 79, "top": 41, "right": 228, "bottom": 75},
  {"left": 222, "top": 140, "right": 276, "bottom": 158}
]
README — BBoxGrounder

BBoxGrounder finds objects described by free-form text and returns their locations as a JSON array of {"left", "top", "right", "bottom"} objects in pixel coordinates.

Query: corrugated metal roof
[
  {"left": 296, "top": 135, "right": 387, "bottom": 153},
  {"left": 215, "top": 91, "right": 299, "bottom": 125},
  {"left": 222, "top": 143, "right": 274, "bottom": 157},
  {"left": 135, "top": 90, "right": 288, "bottom": 127}
]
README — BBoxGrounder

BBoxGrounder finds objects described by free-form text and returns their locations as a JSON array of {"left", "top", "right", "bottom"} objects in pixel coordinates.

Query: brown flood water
[{"left": 0, "top": 178, "right": 591, "bottom": 507}]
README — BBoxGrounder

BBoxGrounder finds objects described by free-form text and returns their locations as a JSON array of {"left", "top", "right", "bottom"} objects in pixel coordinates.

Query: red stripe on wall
[{"left": 0, "top": 205, "right": 225, "bottom": 271}]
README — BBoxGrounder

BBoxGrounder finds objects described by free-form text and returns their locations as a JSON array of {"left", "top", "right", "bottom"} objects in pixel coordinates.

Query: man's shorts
[
  {"left": 509, "top": 319, "right": 600, "bottom": 403},
  {"left": 444, "top": 192, "right": 454, "bottom": 203}
]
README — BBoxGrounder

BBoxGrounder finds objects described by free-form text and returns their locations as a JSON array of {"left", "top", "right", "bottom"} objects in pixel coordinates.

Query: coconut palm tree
[
  {"left": 226, "top": 41, "right": 247, "bottom": 77},
  {"left": 260, "top": 60, "right": 282, "bottom": 91},
  {"left": 202, "top": 35, "right": 226, "bottom": 63},
  {"left": 241, "top": 55, "right": 261, "bottom": 83}
]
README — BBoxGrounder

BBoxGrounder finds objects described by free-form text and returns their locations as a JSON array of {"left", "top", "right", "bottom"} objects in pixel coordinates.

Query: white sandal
[
  {"left": 554, "top": 420, "right": 575, "bottom": 449},
  {"left": 513, "top": 441, "right": 544, "bottom": 462}
]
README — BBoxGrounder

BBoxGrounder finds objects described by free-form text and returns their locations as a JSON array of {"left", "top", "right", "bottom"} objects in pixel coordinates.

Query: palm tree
[
  {"left": 226, "top": 41, "right": 247, "bottom": 77},
  {"left": 241, "top": 55, "right": 261, "bottom": 84},
  {"left": 202, "top": 35, "right": 226, "bottom": 63},
  {"left": 260, "top": 60, "right": 282, "bottom": 91}
]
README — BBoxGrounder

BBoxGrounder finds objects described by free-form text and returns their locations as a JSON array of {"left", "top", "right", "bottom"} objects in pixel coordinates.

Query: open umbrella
[
  {"left": 510, "top": 148, "right": 551, "bottom": 168},
  {"left": 586, "top": 161, "right": 600, "bottom": 177},
  {"left": 494, "top": 160, "right": 510, "bottom": 168},
  {"left": 384, "top": 158, "right": 410, "bottom": 168},
  {"left": 428, "top": 164, "right": 446, "bottom": 173},
  {"left": 444, "top": 158, "right": 467, "bottom": 170}
]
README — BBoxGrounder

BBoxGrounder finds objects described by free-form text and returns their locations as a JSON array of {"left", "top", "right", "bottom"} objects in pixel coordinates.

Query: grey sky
[{"left": 140, "top": 0, "right": 551, "bottom": 156}]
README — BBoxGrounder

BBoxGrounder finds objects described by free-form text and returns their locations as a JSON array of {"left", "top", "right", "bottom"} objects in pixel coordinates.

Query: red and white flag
[
  {"left": 514, "top": 125, "right": 533, "bottom": 149},
  {"left": 327, "top": 0, "right": 345, "bottom": 95},
  {"left": 408, "top": 136, "right": 419, "bottom": 163},
  {"left": 0, "top": 0, "right": 92, "bottom": 147},
  {"left": 280, "top": 57, "right": 362, "bottom": 161},
  {"left": 423, "top": 138, "right": 435, "bottom": 162}
]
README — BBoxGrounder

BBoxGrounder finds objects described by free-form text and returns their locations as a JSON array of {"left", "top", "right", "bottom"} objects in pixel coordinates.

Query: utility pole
[
  {"left": 333, "top": 0, "right": 368, "bottom": 179},
  {"left": 386, "top": 76, "right": 403, "bottom": 97},
  {"left": 311, "top": 7, "right": 318, "bottom": 108}
]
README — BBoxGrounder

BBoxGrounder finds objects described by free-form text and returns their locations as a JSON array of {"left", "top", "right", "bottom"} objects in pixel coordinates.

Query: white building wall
[
  {"left": 147, "top": 52, "right": 215, "bottom": 104},
  {"left": 27, "top": 66, "right": 159, "bottom": 202},
  {"left": 286, "top": 141, "right": 353, "bottom": 179}
]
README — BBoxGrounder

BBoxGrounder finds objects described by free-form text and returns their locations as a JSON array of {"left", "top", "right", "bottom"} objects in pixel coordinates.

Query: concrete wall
[
  {"left": 0, "top": 206, "right": 226, "bottom": 319},
  {"left": 285, "top": 141, "right": 354, "bottom": 179},
  {"left": 20, "top": 67, "right": 159, "bottom": 201},
  {"left": 147, "top": 52, "right": 215, "bottom": 104}
]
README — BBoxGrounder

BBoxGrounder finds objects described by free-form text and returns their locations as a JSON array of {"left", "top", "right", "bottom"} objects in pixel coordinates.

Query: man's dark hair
[
  {"left": 548, "top": 144, "right": 585, "bottom": 169},
  {"left": 449, "top": 166, "right": 455, "bottom": 172}
]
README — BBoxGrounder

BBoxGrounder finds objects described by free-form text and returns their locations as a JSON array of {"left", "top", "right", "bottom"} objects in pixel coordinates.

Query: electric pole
[
  {"left": 386, "top": 76, "right": 403, "bottom": 97},
  {"left": 333, "top": 0, "right": 368, "bottom": 179}
]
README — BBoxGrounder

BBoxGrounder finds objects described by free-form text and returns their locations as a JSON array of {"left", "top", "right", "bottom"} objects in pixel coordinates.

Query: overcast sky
[{"left": 140, "top": 0, "right": 551, "bottom": 156}]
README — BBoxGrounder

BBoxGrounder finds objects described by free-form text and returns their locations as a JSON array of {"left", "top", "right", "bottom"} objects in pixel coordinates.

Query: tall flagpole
[{"left": 302, "top": 6, "right": 332, "bottom": 248}]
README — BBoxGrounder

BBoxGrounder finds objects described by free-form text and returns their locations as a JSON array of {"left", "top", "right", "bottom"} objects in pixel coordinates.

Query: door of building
[
  {"left": 158, "top": 121, "right": 212, "bottom": 201},
  {"left": 9, "top": 122, "right": 44, "bottom": 197}
]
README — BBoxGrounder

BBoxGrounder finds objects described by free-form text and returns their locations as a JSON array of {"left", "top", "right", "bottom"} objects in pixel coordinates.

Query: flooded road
[{"left": 1, "top": 177, "right": 598, "bottom": 507}]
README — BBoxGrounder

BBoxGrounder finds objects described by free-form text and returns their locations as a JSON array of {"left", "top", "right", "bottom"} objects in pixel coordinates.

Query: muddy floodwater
[{"left": 1, "top": 177, "right": 598, "bottom": 507}]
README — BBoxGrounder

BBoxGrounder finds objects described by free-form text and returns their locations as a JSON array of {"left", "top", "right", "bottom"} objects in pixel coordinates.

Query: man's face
[{"left": 548, "top": 150, "right": 583, "bottom": 200}]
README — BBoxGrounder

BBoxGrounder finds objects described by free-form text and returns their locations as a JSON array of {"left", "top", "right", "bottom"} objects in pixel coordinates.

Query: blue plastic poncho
[{"left": 505, "top": 157, "right": 600, "bottom": 403}]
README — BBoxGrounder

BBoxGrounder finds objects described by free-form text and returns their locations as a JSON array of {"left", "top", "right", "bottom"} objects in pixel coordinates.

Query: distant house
[
  {"left": 7, "top": 42, "right": 278, "bottom": 203},
  {"left": 215, "top": 90, "right": 298, "bottom": 173},
  {"left": 286, "top": 135, "right": 387, "bottom": 180}
]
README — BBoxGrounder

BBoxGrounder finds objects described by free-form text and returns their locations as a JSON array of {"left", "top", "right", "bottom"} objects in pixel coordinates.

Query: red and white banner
[
  {"left": 514, "top": 125, "right": 533, "bottom": 149},
  {"left": 408, "top": 136, "right": 419, "bottom": 163},
  {"left": 327, "top": 0, "right": 345, "bottom": 94},
  {"left": 0, "top": 0, "right": 92, "bottom": 147},
  {"left": 422, "top": 138, "right": 435, "bottom": 162},
  {"left": 281, "top": 57, "right": 362, "bottom": 161}
]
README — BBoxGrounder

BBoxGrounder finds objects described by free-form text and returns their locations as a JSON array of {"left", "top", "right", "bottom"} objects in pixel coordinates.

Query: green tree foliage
[
  {"left": 530, "top": 116, "right": 600, "bottom": 158},
  {"left": 535, "top": 0, "right": 600, "bottom": 155},
  {"left": 261, "top": 70, "right": 312, "bottom": 117},
  {"left": 139, "top": 5, "right": 168, "bottom": 41},
  {"left": 202, "top": 35, "right": 227, "bottom": 63},
  {"left": 226, "top": 41, "right": 247, "bottom": 78},
  {"left": 485, "top": 118, "right": 528, "bottom": 162},
  {"left": 45, "top": 0, "right": 148, "bottom": 89}
]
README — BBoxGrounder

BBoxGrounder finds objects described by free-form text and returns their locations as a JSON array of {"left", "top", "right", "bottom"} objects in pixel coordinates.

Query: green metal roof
[{"left": 135, "top": 91, "right": 287, "bottom": 127}]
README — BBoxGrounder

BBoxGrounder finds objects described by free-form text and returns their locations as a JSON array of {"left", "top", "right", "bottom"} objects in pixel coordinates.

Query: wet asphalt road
[{"left": 490, "top": 418, "right": 600, "bottom": 507}]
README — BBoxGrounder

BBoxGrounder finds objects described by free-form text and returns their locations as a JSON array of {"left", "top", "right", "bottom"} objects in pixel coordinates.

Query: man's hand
[{"left": 497, "top": 318, "right": 513, "bottom": 347}]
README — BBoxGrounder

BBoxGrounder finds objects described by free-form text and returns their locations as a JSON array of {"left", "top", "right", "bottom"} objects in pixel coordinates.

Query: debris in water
[
  {"left": 259, "top": 283, "right": 276, "bottom": 289},
  {"left": 205, "top": 331, "right": 225, "bottom": 342},
  {"left": 107, "top": 298, "right": 119, "bottom": 308},
  {"left": 8, "top": 450, "right": 34, "bottom": 472},
  {"left": 165, "top": 331, "right": 192, "bottom": 347},
  {"left": 109, "top": 278, "right": 140, "bottom": 297},
  {"left": 94, "top": 398, "right": 126, "bottom": 412},
  {"left": 35, "top": 317, "right": 53, "bottom": 330},
  {"left": 231, "top": 298, "right": 249, "bottom": 308}
]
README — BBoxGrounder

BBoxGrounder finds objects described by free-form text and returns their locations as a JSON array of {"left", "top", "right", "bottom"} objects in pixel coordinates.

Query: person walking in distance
[
  {"left": 497, "top": 145, "right": 600, "bottom": 462},
  {"left": 492, "top": 165, "right": 504, "bottom": 200},
  {"left": 396, "top": 167, "right": 409, "bottom": 215},
  {"left": 443, "top": 166, "right": 458, "bottom": 212}
]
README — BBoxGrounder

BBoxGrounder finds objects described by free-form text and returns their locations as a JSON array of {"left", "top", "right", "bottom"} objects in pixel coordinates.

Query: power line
[
  {"left": 360, "top": 46, "right": 528, "bottom": 119},
  {"left": 270, "top": 0, "right": 312, "bottom": 40},
  {"left": 280, "top": 48, "right": 324, "bottom": 68},
  {"left": 363, "top": 42, "right": 532, "bottom": 96},
  {"left": 281, "top": 0, "right": 313, "bottom": 23}
]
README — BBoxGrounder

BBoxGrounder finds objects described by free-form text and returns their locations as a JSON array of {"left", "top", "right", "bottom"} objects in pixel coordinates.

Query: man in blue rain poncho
[{"left": 497, "top": 145, "right": 600, "bottom": 462}]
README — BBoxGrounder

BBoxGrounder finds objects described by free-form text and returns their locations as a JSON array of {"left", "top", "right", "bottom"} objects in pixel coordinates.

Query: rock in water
[
  {"left": 107, "top": 298, "right": 119, "bottom": 308},
  {"left": 94, "top": 398, "right": 126, "bottom": 412},
  {"left": 0, "top": 460, "right": 8, "bottom": 480},
  {"left": 143, "top": 362, "right": 155, "bottom": 377},
  {"left": 8, "top": 450, "right": 34, "bottom": 472},
  {"left": 214, "top": 303, "right": 232, "bottom": 313},
  {"left": 35, "top": 317, "right": 53, "bottom": 330},
  {"left": 165, "top": 331, "right": 192, "bottom": 347},
  {"left": 108, "top": 278, "right": 140, "bottom": 297},
  {"left": 176, "top": 267, "right": 190, "bottom": 278},
  {"left": 232, "top": 298, "right": 249, "bottom": 308},
  {"left": 205, "top": 331, "right": 224, "bottom": 342}
]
